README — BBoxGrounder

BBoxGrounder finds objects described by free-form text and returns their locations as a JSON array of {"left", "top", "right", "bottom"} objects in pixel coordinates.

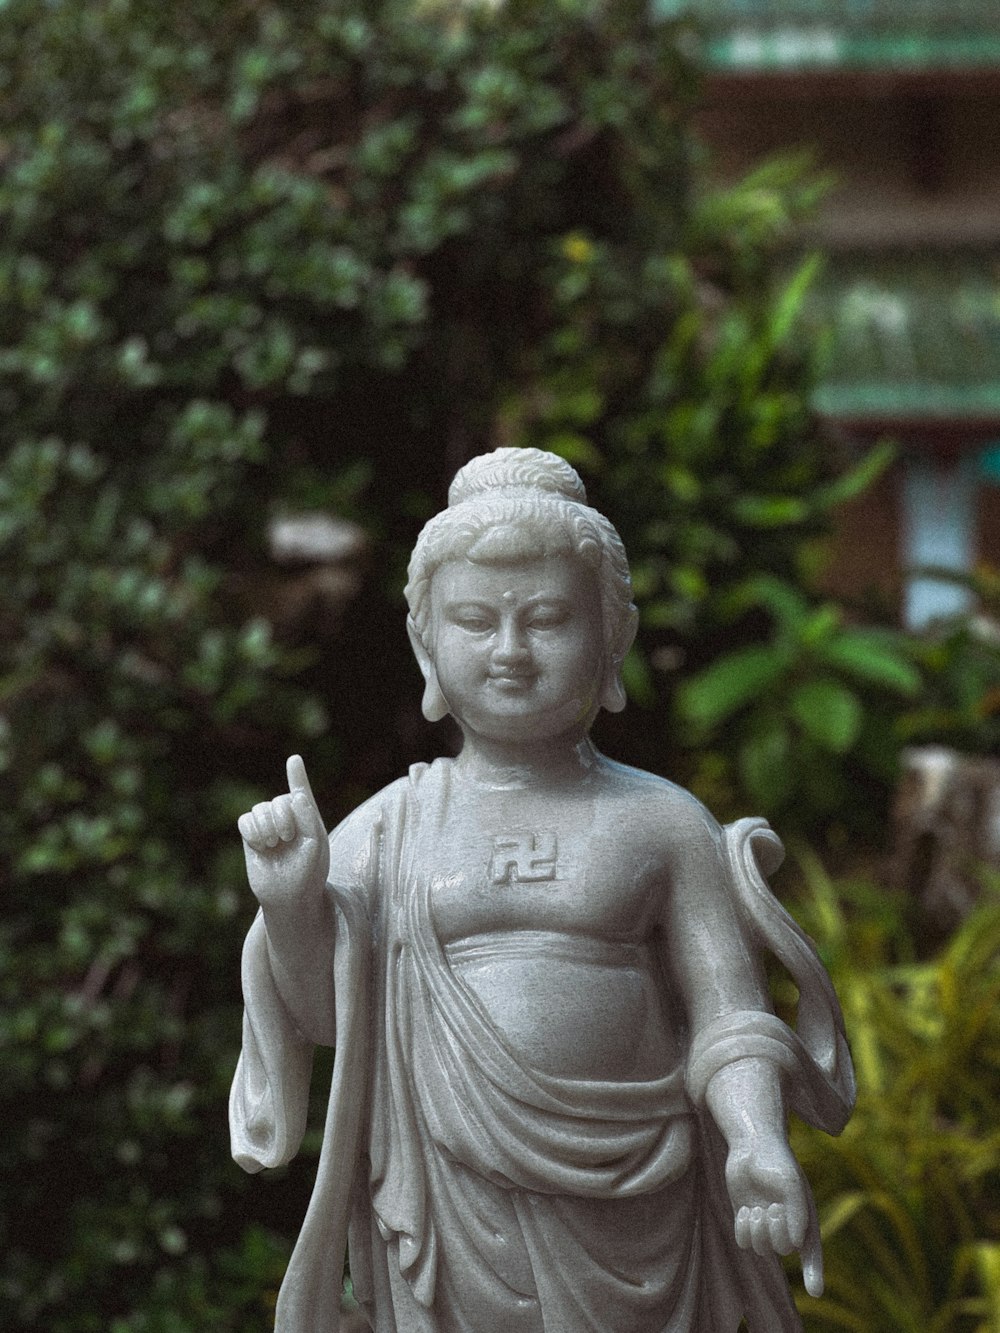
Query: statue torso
[{"left": 423, "top": 763, "right": 685, "bottom": 1082}]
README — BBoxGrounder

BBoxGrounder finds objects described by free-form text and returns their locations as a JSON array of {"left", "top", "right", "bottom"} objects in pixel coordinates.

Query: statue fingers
[
  {"left": 736, "top": 1205, "right": 772, "bottom": 1257},
  {"left": 747, "top": 1206, "right": 774, "bottom": 1257},
  {"left": 286, "top": 755, "right": 325, "bottom": 838},
  {"left": 783, "top": 1183, "right": 808, "bottom": 1251},
  {"left": 286, "top": 754, "right": 318, "bottom": 806},
  {"left": 291, "top": 787, "right": 326, "bottom": 840},
  {"left": 271, "top": 793, "right": 296, "bottom": 842},
  {"left": 765, "top": 1202, "right": 794, "bottom": 1256},
  {"left": 252, "top": 801, "right": 280, "bottom": 849},
  {"left": 238, "top": 811, "right": 265, "bottom": 853},
  {"left": 800, "top": 1188, "right": 825, "bottom": 1297}
]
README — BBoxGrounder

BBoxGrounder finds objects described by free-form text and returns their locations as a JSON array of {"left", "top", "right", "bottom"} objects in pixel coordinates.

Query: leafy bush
[
  {"left": 787, "top": 857, "right": 1000, "bottom": 1332},
  {"left": 900, "top": 565, "right": 1000, "bottom": 756},
  {"left": 0, "top": 0, "right": 701, "bottom": 1327},
  {"left": 0, "top": 430, "right": 320, "bottom": 1330}
]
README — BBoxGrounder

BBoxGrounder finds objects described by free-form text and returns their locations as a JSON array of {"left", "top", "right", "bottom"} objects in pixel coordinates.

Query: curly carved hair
[{"left": 405, "top": 448, "right": 637, "bottom": 673}]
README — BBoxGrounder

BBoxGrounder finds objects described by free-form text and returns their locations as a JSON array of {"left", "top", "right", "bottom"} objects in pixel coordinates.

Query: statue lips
[{"left": 486, "top": 670, "right": 536, "bottom": 693}]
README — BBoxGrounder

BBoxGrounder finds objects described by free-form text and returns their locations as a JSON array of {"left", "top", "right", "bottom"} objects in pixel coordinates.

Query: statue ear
[
  {"left": 600, "top": 606, "right": 639, "bottom": 714},
  {"left": 600, "top": 668, "right": 628, "bottom": 714},
  {"left": 407, "top": 617, "right": 450, "bottom": 723}
]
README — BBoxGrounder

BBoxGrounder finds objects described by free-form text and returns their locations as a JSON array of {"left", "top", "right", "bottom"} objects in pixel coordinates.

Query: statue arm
[
  {"left": 238, "top": 756, "right": 380, "bottom": 1047},
  {"left": 231, "top": 766, "right": 383, "bottom": 1178},
  {"left": 661, "top": 800, "right": 773, "bottom": 1034},
  {"left": 258, "top": 887, "right": 337, "bottom": 1047},
  {"left": 662, "top": 803, "right": 823, "bottom": 1292}
]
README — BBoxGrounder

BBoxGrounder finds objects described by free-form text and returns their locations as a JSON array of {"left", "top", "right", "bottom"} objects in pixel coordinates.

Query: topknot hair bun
[{"left": 448, "top": 447, "right": 588, "bottom": 509}]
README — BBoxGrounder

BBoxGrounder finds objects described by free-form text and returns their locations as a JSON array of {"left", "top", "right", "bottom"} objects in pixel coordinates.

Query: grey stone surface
[{"left": 232, "top": 448, "right": 855, "bottom": 1331}]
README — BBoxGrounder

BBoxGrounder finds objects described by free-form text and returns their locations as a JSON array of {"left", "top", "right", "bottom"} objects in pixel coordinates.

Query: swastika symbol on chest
[{"left": 489, "top": 831, "right": 559, "bottom": 885}]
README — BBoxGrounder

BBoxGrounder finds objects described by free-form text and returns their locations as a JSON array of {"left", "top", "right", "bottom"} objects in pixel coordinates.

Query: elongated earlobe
[
  {"left": 421, "top": 673, "right": 450, "bottom": 723},
  {"left": 601, "top": 607, "right": 638, "bottom": 713},
  {"left": 600, "top": 666, "right": 628, "bottom": 714},
  {"left": 407, "top": 617, "right": 450, "bottom": 722}
]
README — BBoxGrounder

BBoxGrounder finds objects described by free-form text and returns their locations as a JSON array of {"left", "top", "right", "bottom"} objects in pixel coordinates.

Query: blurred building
[{"left": 660, "top": 0, "right": 1000, "bottom": 626}]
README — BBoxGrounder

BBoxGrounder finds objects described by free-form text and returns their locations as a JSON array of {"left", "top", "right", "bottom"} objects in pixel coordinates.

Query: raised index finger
[{"left": 286, "top": 753, "right": 316, "bottom": 805}]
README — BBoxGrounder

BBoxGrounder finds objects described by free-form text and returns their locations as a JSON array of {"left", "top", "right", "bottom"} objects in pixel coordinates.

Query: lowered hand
[{"left": 726, "top": 1134, "right": 823, "bottom": 1297}]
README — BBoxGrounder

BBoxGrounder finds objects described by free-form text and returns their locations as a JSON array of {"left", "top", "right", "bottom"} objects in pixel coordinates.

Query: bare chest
[{"left": 425, "top": 791, "right": 661, "bottom": 945}]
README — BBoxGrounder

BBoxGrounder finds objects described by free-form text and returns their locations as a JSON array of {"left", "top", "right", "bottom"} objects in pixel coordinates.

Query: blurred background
[{"left": 1, "top": 1, "right": 998, "bottom": 1328}]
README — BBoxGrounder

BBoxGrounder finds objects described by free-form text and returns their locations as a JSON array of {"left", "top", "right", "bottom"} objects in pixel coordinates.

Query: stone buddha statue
[{"left": 231, "top": 447, "right": 855, "bottom": 1332}]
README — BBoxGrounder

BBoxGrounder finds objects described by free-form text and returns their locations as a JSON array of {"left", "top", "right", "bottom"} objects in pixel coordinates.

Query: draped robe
[{"left": 230, "top": 760, "right": 855, "bottom": 1332}]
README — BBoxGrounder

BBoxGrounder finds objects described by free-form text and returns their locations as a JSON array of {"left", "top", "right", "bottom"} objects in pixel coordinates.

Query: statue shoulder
[
  {"left": 597, "top": 759, "right": 723, "bottom": 863},
  {"left": 326, "top": 773, "right": 414, "bottom": 891}
]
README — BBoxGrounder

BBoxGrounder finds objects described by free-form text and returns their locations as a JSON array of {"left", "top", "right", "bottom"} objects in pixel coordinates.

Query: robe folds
[{"left": 230, "top": 760, "right": 855, "bottom": 1333}]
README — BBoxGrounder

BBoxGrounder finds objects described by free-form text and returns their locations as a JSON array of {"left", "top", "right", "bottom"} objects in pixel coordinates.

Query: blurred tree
[
  {"left": 507, "top": 152, "right": 919, "bottom": 843},
  {"left": 0, "top": 0, "right": 700, "bottom": 1327}
]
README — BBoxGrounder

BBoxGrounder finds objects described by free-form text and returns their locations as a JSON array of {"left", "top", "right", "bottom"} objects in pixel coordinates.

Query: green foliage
[
  {"left": 0, "top": 0, "right": 701, "bottom": 1327},
  {"left": 0, "top": 432, "right": 318, "bottom": 1330},
  {"left": 900, "top": 566, "right": 1000, "bottom": 756},
  {"left": 785, "top": 858, "right": 1000, "bottom": 1332},
  {"left": 675, "top": 568, "right": 921, "bottom": 822},
  {"left": 505, "top": 145, "right": 916, "bottom": 839}
]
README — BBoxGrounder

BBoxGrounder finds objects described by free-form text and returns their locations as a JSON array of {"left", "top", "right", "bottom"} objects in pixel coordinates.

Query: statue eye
[
  {"left": 452, "top": 610, "right": 492, "bottom": 632},
  {"left": 528, "top": 606, "right": 570, "bottom": 630}
]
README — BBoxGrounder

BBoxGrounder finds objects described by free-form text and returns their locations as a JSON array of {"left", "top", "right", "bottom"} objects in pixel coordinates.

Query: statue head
[{"left": 405, "top": 447, "right": 638, "bottom": 724}]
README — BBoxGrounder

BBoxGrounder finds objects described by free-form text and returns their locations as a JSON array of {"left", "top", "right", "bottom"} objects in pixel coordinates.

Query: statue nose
[{"left": 492, "top": 621, "right": 531, "bottom": 666}]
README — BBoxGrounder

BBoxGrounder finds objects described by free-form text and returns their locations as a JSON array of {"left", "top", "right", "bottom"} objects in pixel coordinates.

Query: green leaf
[
  {"left": 768, "top": 252, "right": 823, "bottom": 350},
  {"left": 738, "top": 721, "right": 792, "bottom": 809},
  {"left": 717, "top": 574, "right": 808, "bottom": 632},
  {"left": 731, "top": 494, "right": 809, "bottom": 527},
  {"left": 800, "top": 603, "right": 842, "bottom": 646},
  {"left": 819, "top": 630, "right": 922, "bottom": 696},
  {"left": 546, "top": 432, "right": 604, "bottom": 471},
  {"left": 815, "top": 439, "right": 896, "bottom": 510},
  {"left": 791, "top": 678, "right": 863, "bottom": 753},
  {"left": 677, "top": 644, "right": 787, "bottom": 729},
  {"left": 621, "top": 644, "right": 655, "bottom": 709}
]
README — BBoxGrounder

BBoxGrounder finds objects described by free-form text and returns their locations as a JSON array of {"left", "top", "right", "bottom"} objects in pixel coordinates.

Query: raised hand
[
  {"left": 238, "top": 754, "right": 330, "bottom": 909},
  {"left": 726, "top": 1135, "right": 824, "bottom": 1297}
]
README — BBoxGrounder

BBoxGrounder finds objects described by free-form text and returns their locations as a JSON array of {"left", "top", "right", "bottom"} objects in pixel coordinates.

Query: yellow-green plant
[{"left": 785, "top": 855, "right": 1000, "bottom": 1332}]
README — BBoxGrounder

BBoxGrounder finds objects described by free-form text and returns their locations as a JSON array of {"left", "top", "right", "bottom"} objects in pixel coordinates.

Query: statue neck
[{"left": 453, "top": 733, "right": 601, "bottom": 791}]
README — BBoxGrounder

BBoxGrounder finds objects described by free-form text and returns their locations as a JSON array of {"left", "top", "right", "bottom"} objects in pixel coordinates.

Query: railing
[
  {"left": 653, "top": 0, "right": 1000, "bottom": 70},
  {"left": 807, "top": 254, "right": 1000, "bottom": 421}
]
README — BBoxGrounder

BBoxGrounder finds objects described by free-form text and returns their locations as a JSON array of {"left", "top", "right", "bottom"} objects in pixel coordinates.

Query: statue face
[{"left": 428, "top": 555, "right": 604, "bottom": 744}]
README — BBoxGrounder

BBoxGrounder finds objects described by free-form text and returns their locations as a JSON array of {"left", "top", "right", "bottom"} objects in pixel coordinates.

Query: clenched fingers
[
  {"left": 735, "top": 1203, "right": 801, "bottom": 1258},
  {"left": 271, "top": 793, "right": 296, "bottom": 841},
  {"left": 239, "top": 796, "right": 299, "bottom": 852},
  {"left": 736, "top": 1205, "right": 770, "bottom": 1256}
]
